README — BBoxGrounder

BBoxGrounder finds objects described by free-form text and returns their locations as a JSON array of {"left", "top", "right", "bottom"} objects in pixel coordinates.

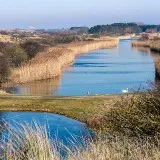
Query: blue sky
[{"left": 0, "top": 0, "right": 160, "bottom": 29}]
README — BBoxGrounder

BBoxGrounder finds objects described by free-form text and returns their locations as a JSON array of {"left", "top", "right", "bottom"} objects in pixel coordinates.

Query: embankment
[
  {"left": 132, "top": 40, "right": 160, "bottom": 52},
  {"left": 11, "top": 39, "right": 118, "bottom": 83},
  {"left": 132, "top": 40, "right": 151, "bottom": 48},
  {"left": 132, "top": 40, "right": 160, "bottom": 80},
  {"left": 155, "top": 59, "right": 160, "bottom": 80}
]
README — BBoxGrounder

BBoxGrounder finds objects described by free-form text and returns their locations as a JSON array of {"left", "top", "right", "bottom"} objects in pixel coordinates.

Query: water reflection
[
  {"left": 6, "top": 40, "right": 160, "bottom": 96},
  {"left": 0, "top": 112, "right": 93, "bottom": 149},
  {"left": 132, "top": 46, "right": 160, "bottom": 59},
  {"left": 7, "top": 77, "right": 61, "bottom": 95}
]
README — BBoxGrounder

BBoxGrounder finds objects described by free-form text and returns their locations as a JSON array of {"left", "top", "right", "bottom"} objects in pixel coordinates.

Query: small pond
[{"left": 0, "top": 112, "right": 93, "bottom": 149}]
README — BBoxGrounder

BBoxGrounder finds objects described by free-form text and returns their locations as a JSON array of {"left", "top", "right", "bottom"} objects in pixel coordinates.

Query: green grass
[{"left": 0, "top": 95, "right": 118, "bottom": 130}]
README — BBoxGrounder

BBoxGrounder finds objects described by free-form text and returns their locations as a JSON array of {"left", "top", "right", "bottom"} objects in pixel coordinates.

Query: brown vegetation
[
  {"left": 132, "top": 39, "right": 160, "bottom": 80},
  {"left": 1, "top": 123, "right": 160, "bottom": 160},
  {"left": 11, "top": 39, "right": 118, "bottom": 83},
  {"left": 0, "top": 53, "right": 9, "bottom": 87},
  {"left": 0, "top": 34, "right": 13, "bottom": 43},
  {"left": 20, "top": 40, "right": 47, "bottom": 59},
  {"left": 150, "top": 41, "right": 160, "bottom": 52},
  {"left": 132, "top": 40, "right": 151, "bottom": 48},
  {"left": 132, "top": 39, "right": 160, "bottom": 52}
]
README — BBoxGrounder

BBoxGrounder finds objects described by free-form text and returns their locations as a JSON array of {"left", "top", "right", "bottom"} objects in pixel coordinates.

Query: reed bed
[
  {"left": 132, "top": 40, "right": 160, "bottom": 80},
  {"left": 0, "top": 122, "right": 61, "bottom": 160},
  {"left": 132, "top": 40, "right": 151, "bottom": 48},
  {"left": 68, "top": 137, "right": 160, "bottom": 160},
  {"left": 1, "top": 123, "right": 160, "bottom": 160},
  {"left": 132, "top": 40, "right": 160, "bottom": 52},
  {"left": 11, "top": 39, "right": 118, "bottom": 83},
  {"left": 150, "top": 41, "right": 160, "bottom": 52}
]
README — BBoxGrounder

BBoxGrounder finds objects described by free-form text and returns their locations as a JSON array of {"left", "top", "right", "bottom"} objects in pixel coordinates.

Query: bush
[
  {"left": 0, "top": 42, "right": 28, "bottom": 68},
  {"left": 54, "top": 35, "right": 79, "bottom": 44},
  {"left": 0, "top": 53, "right": 9, "bottom": 86},
  {"left": 103, "top": 87, "right": 160, "bottom": 137},
  {"left": 21, "top": 40, "right": 45, "bottom": 59},
  {"left": 6, "top": 45, "right": 28, "bottom": 67},
  {"left": 39, "top": 38, "right": 55, "bottom": 46}
]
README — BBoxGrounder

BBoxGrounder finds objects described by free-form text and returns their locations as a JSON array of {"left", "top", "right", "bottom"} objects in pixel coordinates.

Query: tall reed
[
  {"left": 0, "top": 122, "right": 61, "bottom": 160},
  {"left": 11, "top": 39, "right": 118, "bottom": 83},
  {"left": 1, "top": 122, "right": 160, "bottom": 160},
  {"left": 132, "top": 40, "right": 151, "bottom": 48},
  {"left": 132, "top": 40, "right": 160, "bottom": 52},
  {"left": 132, "top": 40, "right": 160, "bottom": 79}
]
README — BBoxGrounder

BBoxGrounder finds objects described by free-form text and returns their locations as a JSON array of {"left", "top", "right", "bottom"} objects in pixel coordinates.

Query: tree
[{"left": 21, "top": 40, "right": 44, "bottom": 59}]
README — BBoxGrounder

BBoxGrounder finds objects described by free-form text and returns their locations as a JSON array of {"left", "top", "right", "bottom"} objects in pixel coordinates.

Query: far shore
[{"left": 132, "top": 39, "right": 160, "bottom": 80}]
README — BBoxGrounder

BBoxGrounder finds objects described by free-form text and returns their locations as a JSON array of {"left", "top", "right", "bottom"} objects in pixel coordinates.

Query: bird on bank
[{"left": 122, "top": 88, "right": 129, "bottom": 93}]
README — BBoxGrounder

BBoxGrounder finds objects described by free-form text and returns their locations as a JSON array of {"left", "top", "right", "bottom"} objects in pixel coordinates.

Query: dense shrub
[
  {"left": 6, "top": 45, "right": 28, "bottom": 67},
  {"left": 54, "top": 35, "right": 79, "bottom": 44},
  {"left": 0, "top": 53, "right": 9, "bottom": 86},
  {"left": 103, "top": 87, "right": 160, "bottom": 137},
  {"left": 38, "top": 38, "right": 55, "bottom": 46},
  {"left": 0, "top": 42, "right": 28, "bottom": 67},
  {"left": 90, "top": 34, "right": 100, "bottom": 38},
  {"left": 21, "top": 40, "right": 45, "bottom": 59}
]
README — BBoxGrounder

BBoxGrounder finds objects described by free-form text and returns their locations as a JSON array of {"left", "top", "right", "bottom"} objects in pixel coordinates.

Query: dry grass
[
  {"left": 0, "top": 34, "right": 13, "bottom": 43},
  {"left": 68, "top": 136, "right": 160, "bottom": 160},
  {"left": 0, "top": 90, "right": 8, "bottom": 95},
  {"left": 132, "top": 40, "right": 160, "bottom": 52},
  {"left": 1, "top": 123, "right": 160, "bottom": 160},
  {"left": 11, "top": 39, "right": 118, "bottom": 83},
  {"left": 132, "top": 40, "right": 151, "bottom": 48},
  {"left": 0, "top": 123, "right": 61, "bottom": 160},
  {"left": 150, "top": 41, "right": 160, "bottom": 52},
  {"left": 132, "top": 40, "right": 160, "bottom": 79}
]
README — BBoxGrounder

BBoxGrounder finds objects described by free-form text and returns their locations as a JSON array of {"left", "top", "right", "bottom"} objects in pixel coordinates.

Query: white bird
[
  {"left": 122, "top": 88, "right": 129, "bottom": 93},
  {"left": 87, "top": 91, "right": 90, "bottom": 95}
]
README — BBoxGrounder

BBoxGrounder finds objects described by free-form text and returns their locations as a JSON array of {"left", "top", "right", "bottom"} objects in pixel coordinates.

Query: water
[
  {"left": 7, "top": 39, "right": 156, "bottom": 96},
  {"left": 0, "top": 112, "right": 93, "bottom": 147}
]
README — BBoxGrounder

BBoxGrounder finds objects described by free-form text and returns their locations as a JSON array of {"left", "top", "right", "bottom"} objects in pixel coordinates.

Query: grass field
[
  {"left": 0, "top": 94, "right": 119, "bottom": 129},
  {"left": 1, "top": 92, "right": 160, "bottom": 160}
]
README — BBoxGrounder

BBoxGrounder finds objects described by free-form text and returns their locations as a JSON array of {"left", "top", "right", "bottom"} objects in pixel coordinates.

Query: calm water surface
[
  {"left": 7, "top": 39, "right": 156, "bottom": 95},
  {"left": 0, "top": 112, "right": 92, "bottom": 148}
]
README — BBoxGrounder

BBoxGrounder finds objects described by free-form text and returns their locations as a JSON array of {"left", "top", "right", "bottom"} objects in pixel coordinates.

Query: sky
[{"left": 0, "top": 0, "right": 160, "bottom": 29}]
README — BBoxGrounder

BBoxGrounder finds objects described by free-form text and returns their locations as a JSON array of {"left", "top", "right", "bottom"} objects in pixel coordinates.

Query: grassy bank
[
  {"left": 11, "top": 39, "right": 118, "bottom": 83},
  {"left": 132, "top": 40, "right": 151, "bottom": 48},
  {"left": 132, "top": 39, "right": 160, "bottom": 52},
  {"left": 1, "top": 89, "right": 160, "bottom": 159},
  {"left": 0, "top": 94, "right": 118, "bottom": 129}
]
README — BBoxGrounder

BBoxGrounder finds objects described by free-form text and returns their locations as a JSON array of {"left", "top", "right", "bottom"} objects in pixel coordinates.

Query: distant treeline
[
  {"left": 87, "top": 23, "right": 160, "bottom": 35},
  {"left": 140, "top": 25, "right": 160, "bottom": 32},
  {"left": 34, "top": 23, "right": 160, "bottom": 35}
]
